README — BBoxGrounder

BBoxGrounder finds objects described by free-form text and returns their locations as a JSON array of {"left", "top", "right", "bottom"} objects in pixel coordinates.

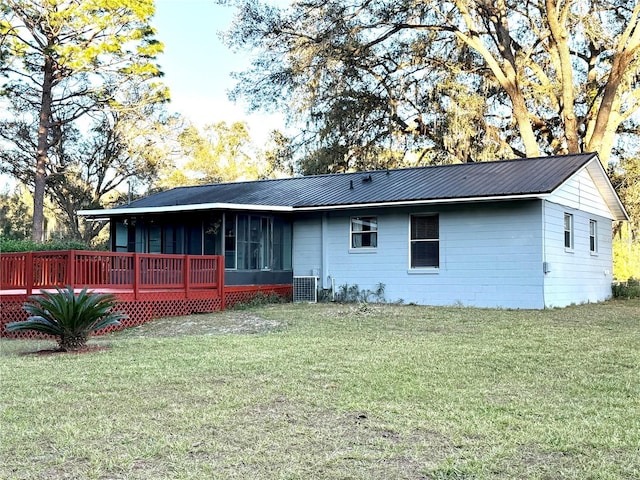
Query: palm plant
[{"left": 6, "top": 286, "right": 126, "bottom": 351}]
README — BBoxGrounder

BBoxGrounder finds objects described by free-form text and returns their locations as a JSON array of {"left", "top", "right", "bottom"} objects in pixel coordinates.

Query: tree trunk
[
  {"left": 510, "top": 87, "right": 541, "bottom": 158},
  {"left": 545, "top": 0, "right": 579, "bottom": 154},
  {"left": 586, "top": 4, "right": 640, "bottom": 162},
  {"left": 586, "top": 50, "right": 635, "bottom": 161},
  {"left": 454, "top": 0, "right": 540, "bottom": 158},
  {"left": 59, "top": 332, "right": 89, "bottom": 352},
  {"left": 33, "top": 56, "right": 55, "bottom": 243}
]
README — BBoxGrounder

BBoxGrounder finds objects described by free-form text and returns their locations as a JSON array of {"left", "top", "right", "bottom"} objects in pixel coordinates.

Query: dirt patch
[
  {"left": 22, "top": 345, "right": 111, "bottom": 356},
  {"left": 112, "top": 310, "right": 284, "bottom": 338}
]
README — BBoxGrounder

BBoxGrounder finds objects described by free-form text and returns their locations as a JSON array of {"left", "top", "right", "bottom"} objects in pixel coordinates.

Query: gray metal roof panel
[{"left": 119, "top": 153, "right": 597, "bottom": 210}]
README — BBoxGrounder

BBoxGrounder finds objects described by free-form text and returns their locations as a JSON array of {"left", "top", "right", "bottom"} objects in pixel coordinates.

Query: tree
[
  {"left": 610, "top": 156, "right": 640, "bottom": 235},
  {"left": 262, "top": 129, "right": 296, "bottom": 178},
  {"left": 160, "top": 121, "right": 264, "bottom": 187},
  {"left": 0, "top": 0, "right": 166, "bottom": 242},
  {"left": 49, "top": 113, "right": 175, "bottom": 243},
  {"left": 0, "top": 185, "right": 32, "bottom": 239},
  {"left": 224, "top": 0, "right": 640, "bottom": 172},
  {"left": 0, "top": 85, "right": 173, "bottom": 244}
]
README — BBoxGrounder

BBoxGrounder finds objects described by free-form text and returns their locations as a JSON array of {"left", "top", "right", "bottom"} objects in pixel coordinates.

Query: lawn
[{"left": 1, "top": 300, "right": 639, "bottom": 479}]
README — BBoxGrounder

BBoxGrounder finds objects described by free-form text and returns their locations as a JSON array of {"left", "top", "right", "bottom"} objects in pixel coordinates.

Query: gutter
[
  {"left": 80, "top": 194, "right": 547, "bottom": 219},
  {"left": 78, "top": 202, "right": 294, "bottom": 219},
  {"left": 292, "top": 193, "right": 549, "bottom": 212}
]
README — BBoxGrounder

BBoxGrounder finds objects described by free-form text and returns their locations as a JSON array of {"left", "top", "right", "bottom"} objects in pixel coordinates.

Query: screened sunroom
[{"left": 110, "top": 210, "right": 293, "bottom": 286}]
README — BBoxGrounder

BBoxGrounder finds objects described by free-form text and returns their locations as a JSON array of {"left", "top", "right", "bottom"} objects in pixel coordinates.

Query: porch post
[
  {"left": 184, "top": 255, "right": 191, "bottom": 299},
  {"left": 133, "top": 253, "right": 140, "bottom": 300},
  {"left": 218, "top": 255, "right": 225, "bottom": 310},
  {"left": 25, "top": 252, "right": 33, "bottom": 296}
]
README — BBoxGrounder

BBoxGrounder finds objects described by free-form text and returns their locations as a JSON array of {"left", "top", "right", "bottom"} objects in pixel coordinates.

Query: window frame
[
  {"left": 589, "top": 219, "right": 598, "bottom": 254},
  {"left": 564, "top": 213, "right": 574, "bottom": 251},
  {"left": 224, "top": 213, "right": 237, "bottom": 269},
  {"left": 350, "top": 216, "right": 378, "bottom": 250},
  {"left": 409, "top": 214, "right": 440, "bottom": 270}
]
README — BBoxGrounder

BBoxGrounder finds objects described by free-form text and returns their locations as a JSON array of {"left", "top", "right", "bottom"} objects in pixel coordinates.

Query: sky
[
  {"left": 152, "top": 0, "right": 285, "bottom": 144},
  {"left": 0, "top": 0, "right": 283, "bottom": 192}
]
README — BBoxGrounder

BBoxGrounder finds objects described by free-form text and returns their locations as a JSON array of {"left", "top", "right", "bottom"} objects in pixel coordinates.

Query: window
[
  {"left": 186, "top": 223, "right": 203, "bottom": 255},
  {"left": 225, "top": 214, "right": 237, "bottom": 269},
  {"left": 204, "top": 216, "right": 222, "bottom": 255},
  {"left": 410, "top": 215, "right": 439, "bottom": 268},
  {"left": 113, "top": 221, "right": 128, "bottom": 252},
  {"left": 564, "top": 213, "right": 573, "bottom": 250},
  {"left": 351, "top": 216, "right": 377, "bottom": 248},
  {"left": 589, "top": 220, "right": 598, "bottom": 254},
  {"left": 148, "top": 224, "right": 162, "bottom": 253},
  {"left": 225, "top": 214, "right": 291, "bottom": 270},
  {"left": 236, "top": 216, "right": 267, "bottom": 269}
]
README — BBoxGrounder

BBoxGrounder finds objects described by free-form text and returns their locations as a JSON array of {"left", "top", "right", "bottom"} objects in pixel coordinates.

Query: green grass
[{"left": 1, "top": 300, "right": 639, "bottom": 479}]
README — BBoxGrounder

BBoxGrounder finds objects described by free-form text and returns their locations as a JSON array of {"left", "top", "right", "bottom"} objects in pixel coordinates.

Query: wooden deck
[
  {"left": 0, "top": 250, "right": 225, "bottom": 338},
  {"left": 1, "top": 250, "right": 225, "bottom": 299},
  {"left": 1, "top": 250, "right": 294, "bottom": 339}
]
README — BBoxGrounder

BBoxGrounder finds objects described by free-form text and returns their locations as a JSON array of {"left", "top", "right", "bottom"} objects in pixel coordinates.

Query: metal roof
[{"left": 78, "top": 153, "right": 628, "bottom": 220}]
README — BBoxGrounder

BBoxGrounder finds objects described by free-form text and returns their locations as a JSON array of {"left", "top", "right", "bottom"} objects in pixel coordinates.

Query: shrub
[
  {"left": 6, "top": 286, "right": 127, "bottom": 351},
  {"left": 0, "top": 237, "right": 91, "bottom": 252},
  {"left": 230, "top": 291, "right": 288, "bottom": 310},
  {"left": 612, "top": 278, "right": 640, "bottom": 299},
  {"left": 333, "top": 283, "right": 386, "bottom": 303}
]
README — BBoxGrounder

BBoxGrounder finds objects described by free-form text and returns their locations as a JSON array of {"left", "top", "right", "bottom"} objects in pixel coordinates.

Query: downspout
[
  {"left": 542, "top": 200, "right": 547, "bottom": 308},
  {"left": 321, "top": 212, "right": 329, "bottom": 289}
]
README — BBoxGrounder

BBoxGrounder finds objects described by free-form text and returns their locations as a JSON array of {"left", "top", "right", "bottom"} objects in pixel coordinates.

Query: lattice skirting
[{"left": 1, "top": 285, "right": 293, "bottom": 340}]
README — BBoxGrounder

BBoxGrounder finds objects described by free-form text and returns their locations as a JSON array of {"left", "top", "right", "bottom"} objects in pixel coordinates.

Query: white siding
[
  {"left": 547, "top": 168, "right": 614, "bottom": 219},
  {"left": 542, "top": 201, "right": 613, "bottom": 307},
  {"left": 294, "top": 201, "right": 546, "bottom": 309}
]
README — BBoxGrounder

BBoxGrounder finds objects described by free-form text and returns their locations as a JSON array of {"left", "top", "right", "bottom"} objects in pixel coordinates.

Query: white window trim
[
  {"left": 408, "top": 214, "right": 440, "bottom": 270},
  {"left": 349, "top": 216, "right": 378, "bottom": 251},
  {"left": 564, "top": 213, "right": 574, "bottom": 252},
  {"left": 589, "top": 219, "right": 598, "bottom": 255}
]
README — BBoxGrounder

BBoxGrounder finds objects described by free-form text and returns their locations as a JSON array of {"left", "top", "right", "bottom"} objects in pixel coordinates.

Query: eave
[
  {"left": 79, "top": 194, "right": 548, "bottom": 219},
  {"left": 78, "top": 202, "right": 294, "bottom": 220}
]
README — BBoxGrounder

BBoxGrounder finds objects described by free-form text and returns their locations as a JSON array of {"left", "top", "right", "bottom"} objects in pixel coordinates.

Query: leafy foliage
[
  {"left": 610, "top": 156, "right": 640, "bottom": 235},
  {"left": 156, "top": 121, "right": 295, "bottom": 188},
  {"left": 41, "top": 106, "right": 177, "bottom": 244},
  {"left": 224, "top": 0, "right": 640, "bottom": 173},
  {"left": 0, "top": 237, "right": 90, "bottom": 253},
  {"left": 5, "top": 287, "right": 126, "bottom": 351},
  {"left": 612, "top": 278, "right": 640, "bottom": 299},
  {"left": 613, "top": 233, "right": 640, "bottom": 281},
  {"left": 0, "top": 187, "right": 32, "bottom": 240},
  {"left": 0, "top": 0, "right": 167, "bottom": 242},
  {"left": 178, "top": 121, "right": 261, "bottom": 184},
  {"left": 229, "top": 291, "right": 289, "bottom": 310},
  {"left": 333, "top": 283, "right": 386, "bottom": 303}
]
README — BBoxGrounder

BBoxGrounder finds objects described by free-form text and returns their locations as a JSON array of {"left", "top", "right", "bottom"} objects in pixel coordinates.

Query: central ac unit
[{"left": 293, "top": 276, "right": 318, "bottom": 303}]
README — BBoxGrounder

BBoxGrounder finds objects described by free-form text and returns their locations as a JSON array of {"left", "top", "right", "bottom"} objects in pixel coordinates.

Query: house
[{"left": 79, "top": 153, "right": 628, "bottom": 309}]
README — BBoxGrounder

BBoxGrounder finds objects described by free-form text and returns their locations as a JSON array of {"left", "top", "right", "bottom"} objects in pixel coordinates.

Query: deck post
[
  {"left": 218, "top": 255, "right": 225, "bottom": 310},
  {"left": 67, "top": 250, "right": 76, "bottom": 288},
  {"left": 133, "top": 253, "right": 140, "bottom": 300},
  {"left": 184, "top": 255, "right": 191, "bottom": 300},
  {"left": 25, "top": 252, "right": 33, "bottom": 296}
]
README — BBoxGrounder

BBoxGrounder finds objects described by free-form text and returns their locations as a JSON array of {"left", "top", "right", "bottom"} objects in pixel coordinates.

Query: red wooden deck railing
[
  {"left": 1, "top": 250, "right": 293, "bottom": 339},
  {"left": 0, "top": 250, "right": 225, "bottom": 305}
]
